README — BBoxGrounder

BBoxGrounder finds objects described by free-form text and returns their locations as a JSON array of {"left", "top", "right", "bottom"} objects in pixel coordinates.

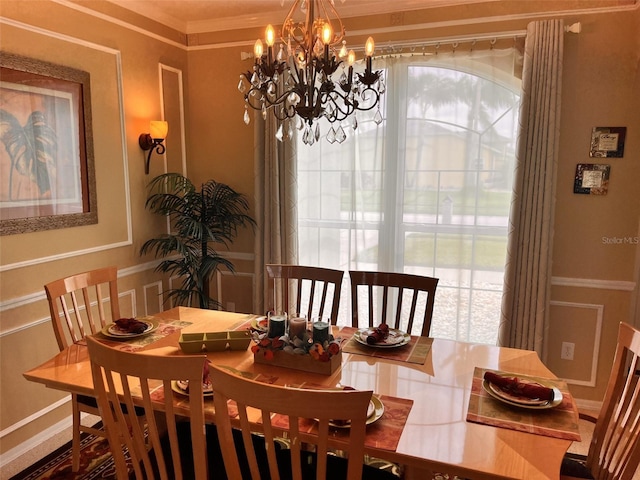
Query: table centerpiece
[{"left": 250, "top": 323, "right": 342, "bottom": 375}]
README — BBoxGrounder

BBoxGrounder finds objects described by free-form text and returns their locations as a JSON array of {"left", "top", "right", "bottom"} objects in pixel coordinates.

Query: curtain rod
[
  {"left": 240, "top": 22, "right": 581, "bottom": 59},
  {"left": 361, "top": 22, "right": 581, "bottom": 55},
  {"left": 369, "top": 30, "right": 526, "bottom": 55}
]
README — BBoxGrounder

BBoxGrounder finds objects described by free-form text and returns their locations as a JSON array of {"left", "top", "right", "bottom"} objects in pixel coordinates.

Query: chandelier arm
[
  {"left": 281, "top": 0, "right": 303, "bottom": 45},
  {"left": 317, "top": 0, "right": 345, "bottom": 45},
  {"left": 354, "top": 87, "right": 381, "bottom": 112},
  {"left": 325, "top": 91, "right": 355, "bottom": 122},
  {"left": 289, "top": 65, "right": 303, "bottom": 87},
  {"left": 244, "top": 87, "right": 294, "bottom": 111}
]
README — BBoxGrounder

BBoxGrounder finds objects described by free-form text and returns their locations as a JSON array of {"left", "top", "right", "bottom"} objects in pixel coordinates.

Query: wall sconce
[{"left": 139, "top": 121, "right": 168, "bottom": 174}]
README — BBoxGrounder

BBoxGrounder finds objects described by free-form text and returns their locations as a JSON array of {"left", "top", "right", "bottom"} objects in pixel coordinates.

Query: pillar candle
[
  {"left": 288, "top": 316, "right": 306, "bottom": 340},
  {"left": 313, "top": 321, "right": 330, "bottom": 345},
  {"left": 268, "top": 314, "right": 286, "bottom": 338}
]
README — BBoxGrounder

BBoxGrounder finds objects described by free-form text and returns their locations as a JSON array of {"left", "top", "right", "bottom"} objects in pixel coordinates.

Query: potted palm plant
[{"left": 140, "top": 173, "right": 255, "bottom": 309}]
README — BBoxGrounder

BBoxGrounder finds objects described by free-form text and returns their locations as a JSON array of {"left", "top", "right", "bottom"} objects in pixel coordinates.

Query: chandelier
[{"left": 238, "top": 0, "right": 384, "bottom": 145}]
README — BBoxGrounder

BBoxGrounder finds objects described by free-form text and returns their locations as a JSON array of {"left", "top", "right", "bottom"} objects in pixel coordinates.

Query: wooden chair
[
  {"left": 86, "top": 336, "right": 209, "bottom": 480},
  {"left": 209, "top": 364, "right": 397, "bottom": 479},
  {"left": 349, "top": 270, "right": 439, "bottom": 336},
  {"left": 44, "top": 266, "right": 121, "bottom": 471},
  {"left": 561, "top": 322, "right": 640, "bottom": 480},
  {"left": 45, "top": 266, "right": 121, "bottom": 350},
  {"left": 266, "top": 264, "right": 344, "bottom": 324}
]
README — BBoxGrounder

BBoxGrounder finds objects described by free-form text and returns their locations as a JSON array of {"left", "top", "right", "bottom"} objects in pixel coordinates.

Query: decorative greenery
[
  {"left": 250, "top": 329, "right": 341, "bottom": 362},
  {"left": 140, "top": 173, "right": 255, "bottom": 309}
]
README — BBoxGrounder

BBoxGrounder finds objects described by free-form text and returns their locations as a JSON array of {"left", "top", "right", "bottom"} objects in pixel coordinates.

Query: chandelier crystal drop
[{"left": 239, "top": 0, "right": 383, "bottom": 144}]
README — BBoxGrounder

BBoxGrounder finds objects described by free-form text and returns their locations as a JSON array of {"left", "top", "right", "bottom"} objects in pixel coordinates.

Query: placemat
[
  {"left": 339, "top": 326, "right": 432, "bottom": 365},
  {"left": 466, "top": 367, "right": 581, "bottom": 441},
  {"left": 154, "top": 366, "right": 279, "bottom": 417},
  {"left": 268, "top": 393, "right": 413, "bottom": 452}
]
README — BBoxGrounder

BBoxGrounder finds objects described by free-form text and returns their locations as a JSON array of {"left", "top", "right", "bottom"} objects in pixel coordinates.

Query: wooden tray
[{"left": 254, "top": 350, "right": 341, "bottom": 375}]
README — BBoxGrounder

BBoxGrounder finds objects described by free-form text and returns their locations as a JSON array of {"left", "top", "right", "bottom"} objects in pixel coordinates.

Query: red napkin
[
  {"left": 483, "top": 371, "right": 554, "bottom": 401},
  {"left": 367, "top": 323, "right": 390, "bottom": 344}
]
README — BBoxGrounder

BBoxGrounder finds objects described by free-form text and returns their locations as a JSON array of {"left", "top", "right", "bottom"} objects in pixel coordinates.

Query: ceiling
[{"left": 106, "top": 0, "right": 496, "bottom": 34}]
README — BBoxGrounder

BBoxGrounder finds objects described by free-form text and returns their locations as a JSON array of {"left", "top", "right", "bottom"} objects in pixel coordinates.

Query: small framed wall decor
[
  {"left": 574, "top": 164, "right": 611, "bottom": 195},
  {"left": 589, "top": 126, "right": 626, "bottom": 158}
]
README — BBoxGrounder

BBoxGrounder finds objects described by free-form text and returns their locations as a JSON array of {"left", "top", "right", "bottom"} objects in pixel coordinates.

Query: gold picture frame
[{"left": 0, "top": 52, "right": 97, "bottom": 235}]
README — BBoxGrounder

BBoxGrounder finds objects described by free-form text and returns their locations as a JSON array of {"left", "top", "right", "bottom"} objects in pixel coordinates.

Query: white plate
[
  {"left": 482, "top": 379, "right": 563, "bottom": 410},
  {"left": 329, "top": 395, "right": 384, "bottom": 428},
  {"left": 354, "top": 328, "right": 411, "bottom": 348},
  {"left": 102, "top": 319, "right": 158, "bottom": 338},
  {"left": 171, "top": 380, "right": 214, "bottom": 397}
]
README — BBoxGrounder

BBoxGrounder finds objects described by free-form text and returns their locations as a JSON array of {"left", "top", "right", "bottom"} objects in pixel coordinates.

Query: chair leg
[{"left": 71, "top": 398, "right": 81, "bottom": 472}]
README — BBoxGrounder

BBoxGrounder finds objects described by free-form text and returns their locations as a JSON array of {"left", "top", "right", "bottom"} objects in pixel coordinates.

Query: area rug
[{"left": 9, "top": 424, "right": 130, "bottom": 480}]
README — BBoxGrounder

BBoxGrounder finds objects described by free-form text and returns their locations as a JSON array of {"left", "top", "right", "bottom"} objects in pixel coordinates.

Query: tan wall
[
  {"left": 1, "top": 0, "right": 638, "bottom": 462},
  {"left": 544, "top": 6, "right": 640, "bottom": 403},
  {"left": 0, "top": 0, "right": 193, "bottom": 455}
]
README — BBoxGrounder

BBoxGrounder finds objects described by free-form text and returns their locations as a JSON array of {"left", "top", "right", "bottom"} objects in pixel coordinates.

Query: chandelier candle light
[{"left": 238, "top": 0, "right": 384, "bottom": 145}]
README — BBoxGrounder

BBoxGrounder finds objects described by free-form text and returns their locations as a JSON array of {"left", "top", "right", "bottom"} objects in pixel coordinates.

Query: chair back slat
[
  {"left": 210, "top": 364, "right": 371, "bottom": 480},
  {"left": 45, "top": 266, "right": 121, "bottom": 350},
  {"left": 87, "top": 336, "right": 209, "bottom": 480},
  {"left": 349, "top": 270, "right": 439, "bottom": 336},
  {"left": 266, "top": 264, "right": 344, "bottom": 323},
  {"left": 587, "top": 322, "right": 640, "bottom": 480}
]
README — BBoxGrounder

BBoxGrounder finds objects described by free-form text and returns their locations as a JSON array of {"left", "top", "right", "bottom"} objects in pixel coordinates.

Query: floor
[
  {"left": 1, "top": 415, "right": 100, "bottom": 480},
  {"left": 3, "top": 414, "right": 605, "bottom": 480}
]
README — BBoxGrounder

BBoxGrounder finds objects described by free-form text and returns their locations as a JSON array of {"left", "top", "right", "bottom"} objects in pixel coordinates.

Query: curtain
[
  {"left": 297, "top": 46, "right": 523, "bottom": 342},
  {"left": 253, "top": 114, "right": 298, "bottom": 315},
  {"left": 499, "top": 19, "right": 564, "bottom": 355}
]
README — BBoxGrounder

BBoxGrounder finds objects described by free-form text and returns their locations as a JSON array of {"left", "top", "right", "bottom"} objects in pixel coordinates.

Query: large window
[{"left": 297, "top": 49, "right": 522, "bottom": 344}]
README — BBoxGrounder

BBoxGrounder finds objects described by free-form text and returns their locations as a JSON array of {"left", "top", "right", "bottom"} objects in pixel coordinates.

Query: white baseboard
[{"left": 0, "top": 416, "right": 72, "bottom": 470}]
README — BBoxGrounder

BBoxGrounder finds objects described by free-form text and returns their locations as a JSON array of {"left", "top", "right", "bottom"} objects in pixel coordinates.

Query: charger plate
[
  {"left": 102, "top": 319, "right": 158, "bottom": 339},
  {"left": 171, "top": 380, "right": 214, "bottom": 397},
  {"left": 354, "top": 328, "right": 410, "bottom": 348},
  {"left": 328, "top": 395, "right": 384, "bottom": 428},
  {"left": 482, "top": 379, "right": 563, "bottom": 410},
  {"left": 250, "top": 316, "right": 268, "bottom": 332}
]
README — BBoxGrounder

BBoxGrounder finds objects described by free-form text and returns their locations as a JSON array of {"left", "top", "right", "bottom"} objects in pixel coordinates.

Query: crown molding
[{"left": 103, "top": 0, "right": 638, "bottom": 36}]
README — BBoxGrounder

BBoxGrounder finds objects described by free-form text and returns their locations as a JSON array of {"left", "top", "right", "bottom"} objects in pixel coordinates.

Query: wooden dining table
[{"left": 24, "top": 306, "right": 580, "bottom": 480}]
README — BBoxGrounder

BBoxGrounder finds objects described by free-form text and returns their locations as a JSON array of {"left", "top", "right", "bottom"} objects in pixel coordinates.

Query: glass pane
[{"left": 297, "top": 53, "right": 520, "bottom": 343}]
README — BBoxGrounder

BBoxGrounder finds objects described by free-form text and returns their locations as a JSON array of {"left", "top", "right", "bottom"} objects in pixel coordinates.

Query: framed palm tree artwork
[{"left": 0, "top": 52, "right": 96, "bottom": 235}]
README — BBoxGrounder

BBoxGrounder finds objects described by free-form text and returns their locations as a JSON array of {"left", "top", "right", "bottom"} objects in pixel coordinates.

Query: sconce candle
[
  {"left": 139, "top": 120, "right": 168, "bottom": 174},
  {"left": 149, "top": 120, "right": 168, "bottom": 140}
]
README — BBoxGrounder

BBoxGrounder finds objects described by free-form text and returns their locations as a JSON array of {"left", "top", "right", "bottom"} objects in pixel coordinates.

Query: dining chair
[
  {"left": 266, "top": 264, "right": 344, "bottom": 324},
  {"left": 86, "top": 336, "right": 210, "bottom": 480},
  {"left": 349, "top": 270, "right": 439, "bottom": 336},
  {"left": 561, "top": 322, "right": 640, "bottom": 480},
  {"left": 209, "top": 363, "right": 398, "bottom": 479},
  {"left": 44, "top": 266, "right": 122, "bottom": 471}
]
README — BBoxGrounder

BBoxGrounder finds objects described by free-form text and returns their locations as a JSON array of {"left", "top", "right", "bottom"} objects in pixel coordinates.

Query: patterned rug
[
  {"left": 9, "top": 424, "right": 465, "bottom": 480},
  {"left": 9, "top": 425, "right": 128, "bottom": 480}
]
